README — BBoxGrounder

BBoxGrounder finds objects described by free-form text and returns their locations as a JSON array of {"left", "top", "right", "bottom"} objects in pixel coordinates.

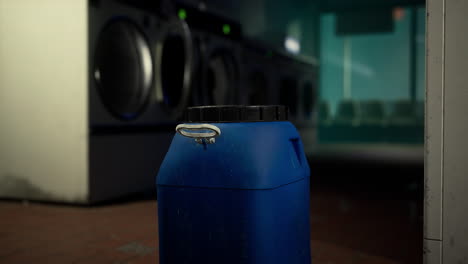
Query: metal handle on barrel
[{"left": 176, "top": 124, "right": 221, "bottom": 144}]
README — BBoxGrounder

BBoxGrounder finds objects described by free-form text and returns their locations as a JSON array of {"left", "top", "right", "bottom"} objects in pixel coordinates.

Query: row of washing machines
[
  {"left": 90, "top": 0, "right": 318, "bottom": 128},
  {"left": 0, "top": 0, "right": 318, "bottom": 203}
]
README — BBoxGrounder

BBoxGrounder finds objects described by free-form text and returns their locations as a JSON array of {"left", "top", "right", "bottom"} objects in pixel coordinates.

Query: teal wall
[{"left": 320, "top": 7, "right": 426, "bottom": 114}]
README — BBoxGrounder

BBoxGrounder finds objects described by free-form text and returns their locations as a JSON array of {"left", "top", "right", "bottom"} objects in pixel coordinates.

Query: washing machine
[
  {"left": 271, "top": 53, "right": 301, "bottom": 121},
  {"left": 90, "top": 0, "right": 194, "bottom": 126},
  {"left": 240, "top": 39, "right": 277, "bottom": 106},
  {"left": 87, "top": 0, "right": 196, "bottom": 203},
  {"left": 197, "top": 31, "right": 242, "bottom": 106},
  {"left": 269, "top": 51, "right": 318, "bottom": 153},
  {"left": 168, "top": 4, "right": 243, "bottom": 106},
  {"left": 271, "top": 52, "right": 318, "bottom": 126}
]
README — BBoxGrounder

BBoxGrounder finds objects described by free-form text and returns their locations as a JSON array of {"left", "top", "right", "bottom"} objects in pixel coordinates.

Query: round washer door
[
  {"left": 279, "top": 77, "right": 298, "bottom": 116},
  {"left": 155, "top": 19, "right": 193, "bottom": 118},
  {"left": 247, "top": 71, "right": 268, "bottom": 105},
  {"left": 203, "top": 50, "right": 239, "bottom": 105},
  {"left": 94, "top": 19, "right": 153, "bottom": 120}
]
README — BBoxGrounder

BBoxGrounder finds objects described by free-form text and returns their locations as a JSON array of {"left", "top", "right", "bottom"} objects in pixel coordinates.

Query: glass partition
[{"left": 318, "top": 6, "right": 425, "bottom": 145}]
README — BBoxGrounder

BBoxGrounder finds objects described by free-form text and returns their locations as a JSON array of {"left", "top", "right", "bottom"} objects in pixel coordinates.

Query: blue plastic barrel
[{"left": 157, "top": 105, "right": 311, "bottom": 264}]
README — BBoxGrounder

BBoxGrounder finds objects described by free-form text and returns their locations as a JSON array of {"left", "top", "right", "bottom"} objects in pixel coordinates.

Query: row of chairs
[
  {"left": 318, "top": 100, "right": 424, "bottom": 126},
  {"left": 318, "top": 100, "right": 424, "bottom": 144}
]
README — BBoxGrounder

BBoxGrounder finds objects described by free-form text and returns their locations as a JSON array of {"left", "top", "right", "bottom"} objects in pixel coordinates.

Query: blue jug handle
[{"left": 175, "top": 124, "right": 221, "bottom": 144}]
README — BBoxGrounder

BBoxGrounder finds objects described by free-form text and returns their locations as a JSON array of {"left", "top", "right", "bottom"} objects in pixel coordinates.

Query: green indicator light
[
  {"left": 178, "top": 9, "right": 187, "bottom": 20},
  {"left": 266, "top": 50, "right": 273, "bottom": 58},
  {"left": 222, "top": 24, "right": 231, "bottom": 35}
]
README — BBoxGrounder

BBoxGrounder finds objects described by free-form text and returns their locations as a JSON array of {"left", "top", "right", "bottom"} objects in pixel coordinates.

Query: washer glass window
[
  {"left": 204, "top": 51, "right": 238, "bottom": 105},
  {"left": 247, "top": 71, "right": 268, "bottom": 105},
  {"left": 160, "top": 34, "right": 187, "bottom": 108},
  {"left": 94, "top": 19, "right": 153, "bottom": 120}
]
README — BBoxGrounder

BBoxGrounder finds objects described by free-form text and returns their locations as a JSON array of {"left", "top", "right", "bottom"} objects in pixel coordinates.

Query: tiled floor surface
[{"left": 0, "top": 185, "right": 421, "bottom": 264}]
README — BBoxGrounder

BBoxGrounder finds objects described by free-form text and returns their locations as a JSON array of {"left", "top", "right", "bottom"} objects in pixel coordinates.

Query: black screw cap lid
[{"left": 184, "top": 105, "right": 289, "bottom": 123}]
